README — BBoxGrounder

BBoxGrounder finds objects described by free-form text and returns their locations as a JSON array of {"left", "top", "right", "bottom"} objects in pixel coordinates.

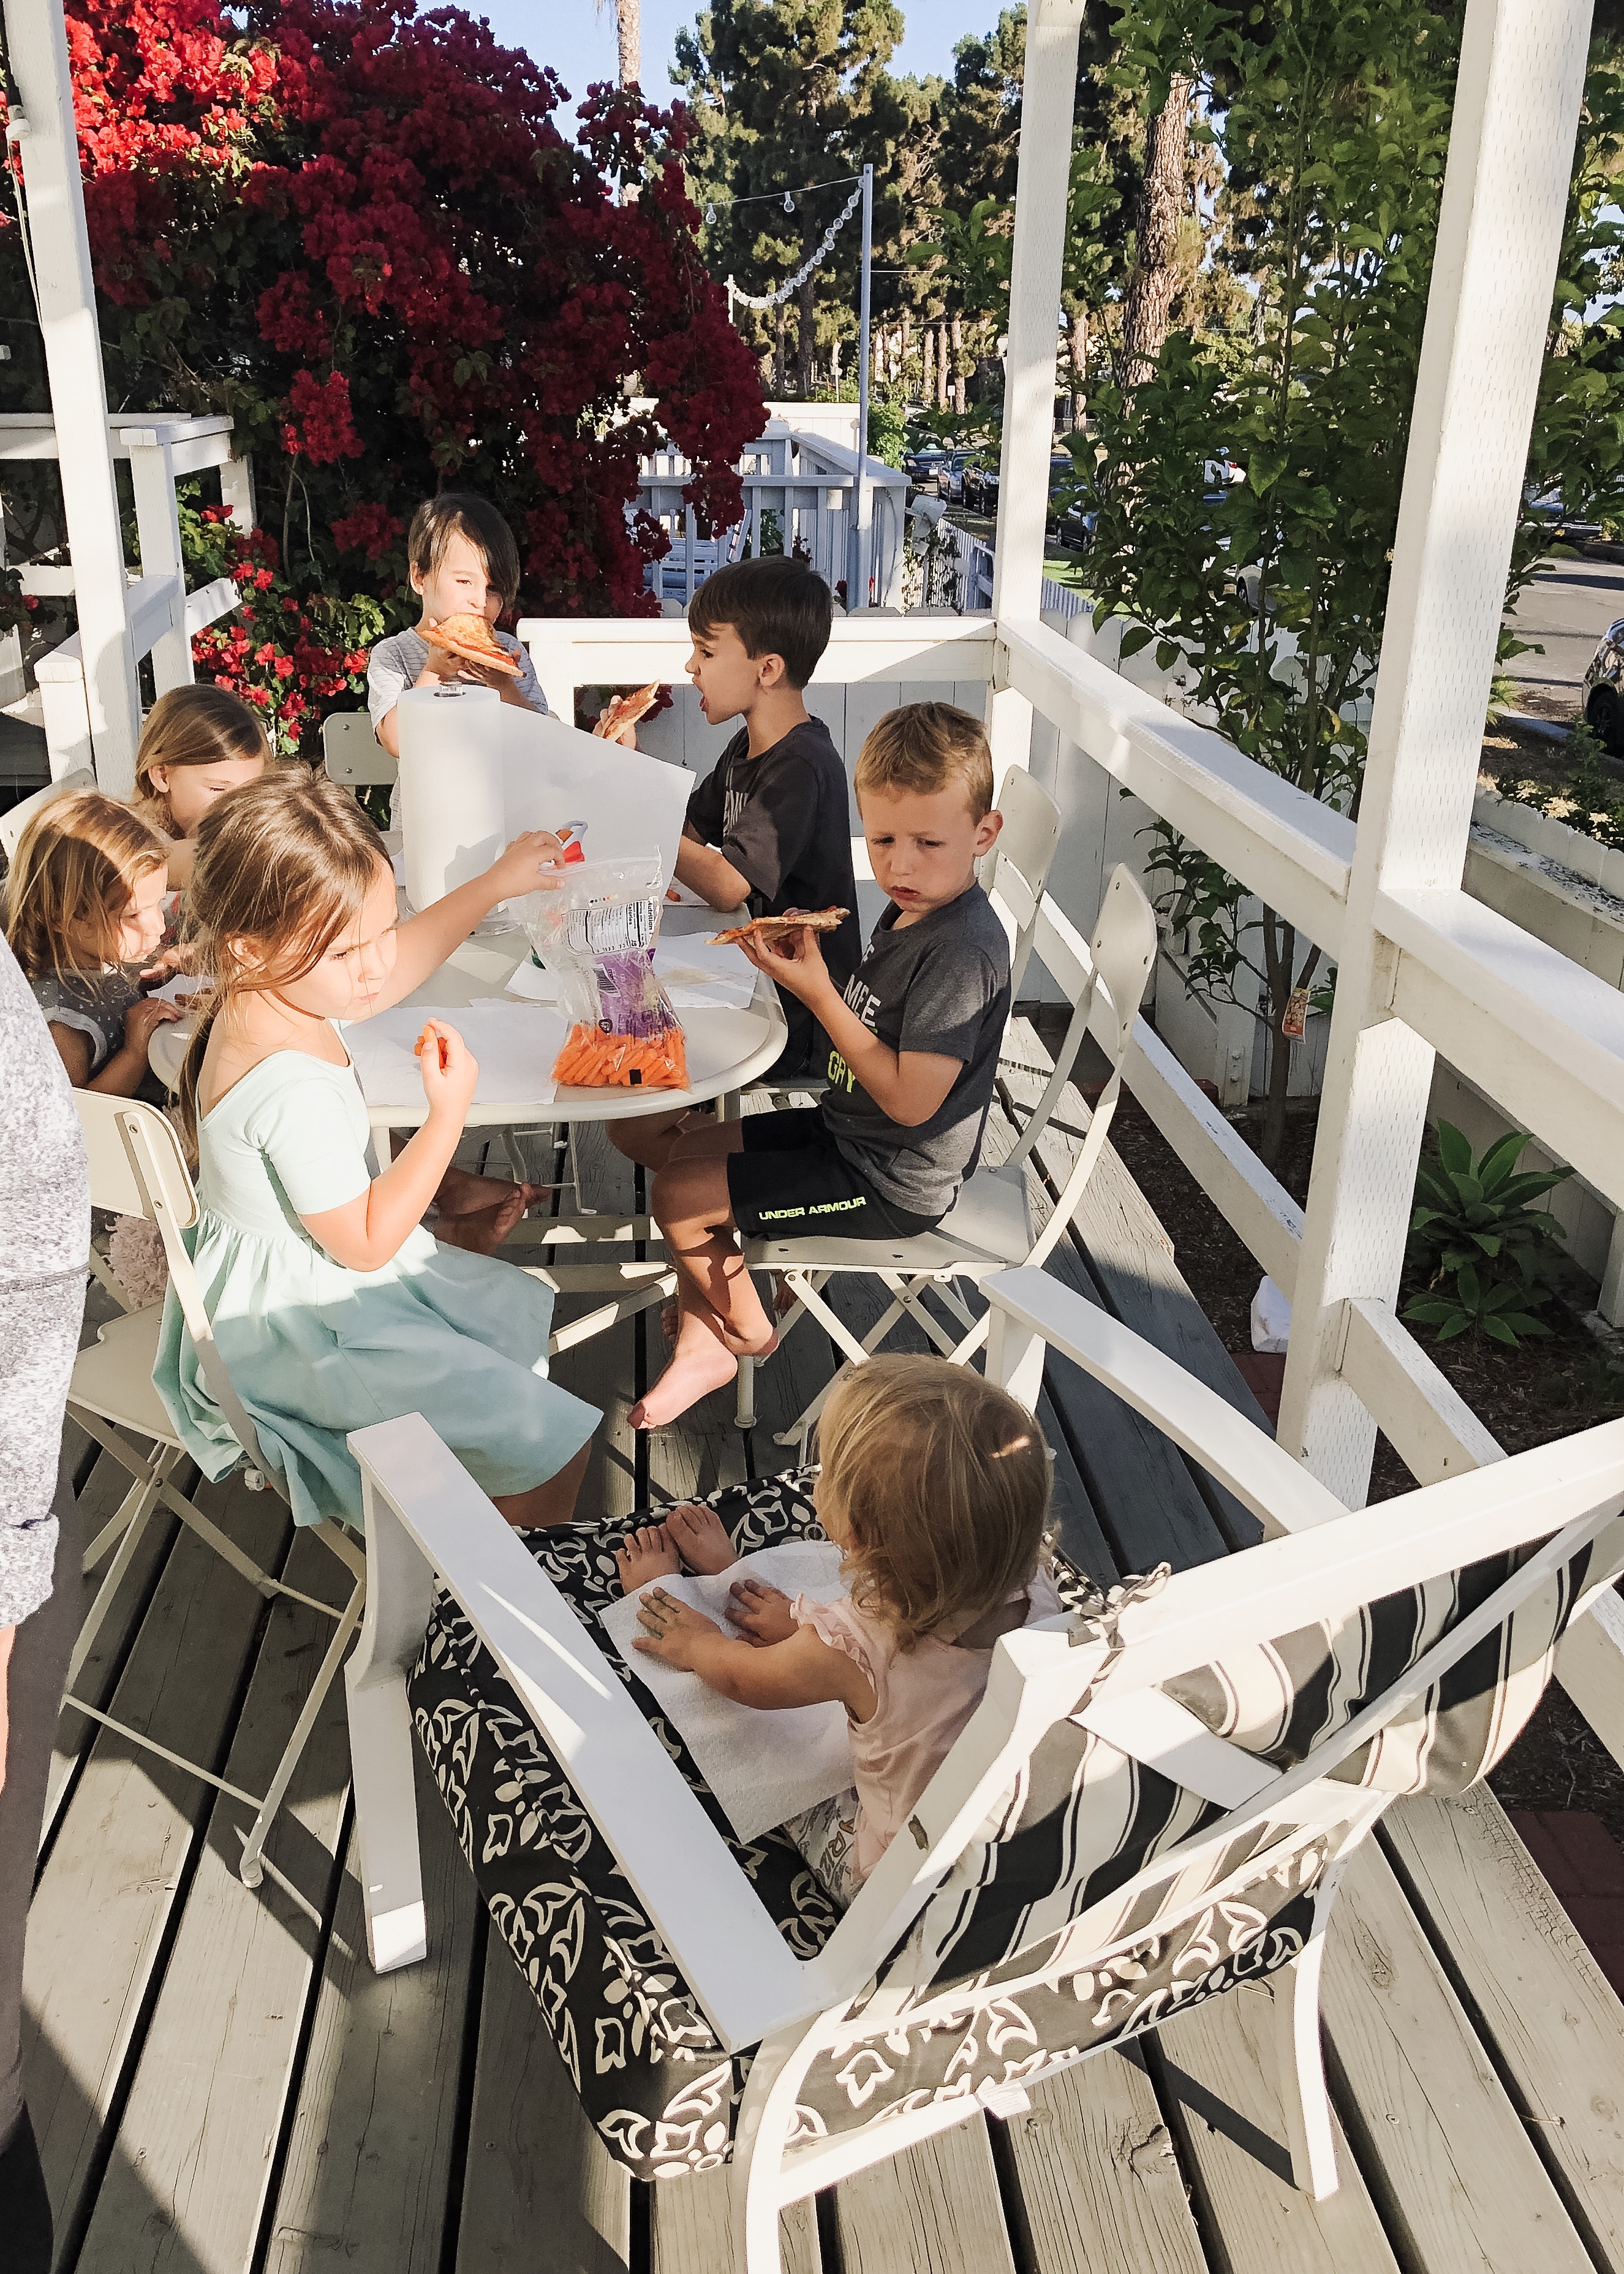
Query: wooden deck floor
[{"left": 26, "top": 1021, "right": 1624, "bottom": 2274}]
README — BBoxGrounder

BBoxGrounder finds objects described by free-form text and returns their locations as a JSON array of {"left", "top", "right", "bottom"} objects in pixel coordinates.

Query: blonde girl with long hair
[
  {"left": 133, "top": 683, "right": 271, "bottom": 889},
  {"left": 151, "top": 771, "right": 600, "bottom": 1531},
  {"left": 621, "top": 1355, "right": 1062, "bottom": 1903},
  {"left": 4, "top": 790, "right": 184, "bottom": 1096}
]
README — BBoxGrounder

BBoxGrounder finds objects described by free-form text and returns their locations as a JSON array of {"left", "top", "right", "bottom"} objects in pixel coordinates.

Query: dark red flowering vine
[{"left": 0, "top": 0, "right": 765, "bottom": 750}]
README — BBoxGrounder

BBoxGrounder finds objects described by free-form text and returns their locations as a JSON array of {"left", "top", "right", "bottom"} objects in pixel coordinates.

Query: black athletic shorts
[{"left": 726, "top": 1107, "right": 943, "bottom": 1242}]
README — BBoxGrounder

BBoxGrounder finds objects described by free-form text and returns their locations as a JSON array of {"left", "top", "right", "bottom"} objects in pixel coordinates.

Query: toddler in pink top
[{"left": 621, "top": 1355, "right": 1059, "bottom": 1905}]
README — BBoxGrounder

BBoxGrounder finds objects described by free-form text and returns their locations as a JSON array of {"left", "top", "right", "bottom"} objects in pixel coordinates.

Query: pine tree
[{"left": 673, "top": 0, "right": 915, "bottom": 395}]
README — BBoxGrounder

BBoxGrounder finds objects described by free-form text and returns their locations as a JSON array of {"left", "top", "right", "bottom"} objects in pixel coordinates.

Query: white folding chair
[
  {"left": 747, "top": 862, "right": 1157, "bottom": 1450},
  {"left": 1, "top": 767, "right": 96, "bottom": 862},
  {"left": 65, "top": 1093, "right": 367, "bottom": 1887},
  {"left": 320, "top": 709, "right": 395, "bottom": 785}
]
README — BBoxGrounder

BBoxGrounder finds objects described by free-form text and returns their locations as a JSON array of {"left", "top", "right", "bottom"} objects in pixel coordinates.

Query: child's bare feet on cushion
[
  {"left": 615, "top": 1522, "right": 679, "bottom": 1593},
  {"left": 433, "top": 1183, "right": 545, "bottom": 1255},
  {"left": 665, "top": 1500, "right": 737, "bottom": 1575}
]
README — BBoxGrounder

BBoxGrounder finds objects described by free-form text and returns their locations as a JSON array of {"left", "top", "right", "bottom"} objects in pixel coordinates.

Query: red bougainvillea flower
[{"left": 1, "top": 0, "right": 763, "bottom": 664}]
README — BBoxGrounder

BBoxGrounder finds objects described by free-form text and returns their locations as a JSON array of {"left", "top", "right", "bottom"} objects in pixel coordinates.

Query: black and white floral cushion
[{"left": 407, "top": 1477, "right": 1603, "bottom": 2180}]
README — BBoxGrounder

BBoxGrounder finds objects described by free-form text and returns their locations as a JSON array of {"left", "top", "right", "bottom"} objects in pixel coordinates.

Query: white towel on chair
[{"left": 597, "top": 1539, "right": 853, "bottom": 1843}]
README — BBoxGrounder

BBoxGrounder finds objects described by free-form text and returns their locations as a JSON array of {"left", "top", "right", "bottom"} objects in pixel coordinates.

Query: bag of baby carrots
[{"left": 513, "top": 855, "right": 690, "bottom": 1091}]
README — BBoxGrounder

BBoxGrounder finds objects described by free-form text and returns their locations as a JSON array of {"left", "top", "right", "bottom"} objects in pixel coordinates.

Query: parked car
[
  {"left": 902, "top": 447, "right": 950, "bottom": 496},
  {"left": 904, "top": 447, "right": 975, "bottom": 502},
  {"left": 1526, "top": 483, "right": 1601, "bottom": 543},
  {"left": 1582, "top": 617, "right": 1624, "bottom": 752},
  {"left": 961, "top": 457, "right": 999, "bottom": 515}
]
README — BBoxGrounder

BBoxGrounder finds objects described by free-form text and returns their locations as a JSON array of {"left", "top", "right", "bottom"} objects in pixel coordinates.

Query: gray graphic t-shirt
[{"left": 820, "top": 882, "right": 1011, "bottom": 1216}]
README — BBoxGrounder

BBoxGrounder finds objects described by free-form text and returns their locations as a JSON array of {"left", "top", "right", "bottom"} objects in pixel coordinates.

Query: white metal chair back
[
  {"left": 341, "top": 1278, "right": 1624, "bottom": 2267},
  {"left": 747, "top": 866, "right": 1158, "bottom": 1446},
  {"left": 322, "top": 710, "right": 396, "bottom": 786},
  {"left": 75, "top": 1091, "right": 278, "bottom": 1488},
  {"left": 0, "top": 766, "right": 96, "bottom": 862},
  {"left": 1008, "top": 861, "right": 1157, "bottom": 1194},
  {"left": 980, "top": 764, "right": 1061, "bottom": 999}
]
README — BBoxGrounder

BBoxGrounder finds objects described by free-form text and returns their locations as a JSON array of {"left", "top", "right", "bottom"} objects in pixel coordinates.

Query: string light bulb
[
  {"left": 784, "top": 191, "right": 795, "bottom": 213},
  {"left": 704, "top": 202, "right": 716, "bottom": 224}
]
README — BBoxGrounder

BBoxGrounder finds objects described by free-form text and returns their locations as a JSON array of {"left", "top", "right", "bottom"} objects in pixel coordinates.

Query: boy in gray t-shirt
[{"left": 621, "top": 702, "right": 1011, "bottom": 1431}]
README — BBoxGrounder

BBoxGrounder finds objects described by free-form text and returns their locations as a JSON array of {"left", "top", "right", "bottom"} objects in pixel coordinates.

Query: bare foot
[
  {"left": 436, "top": 1165, "right": 551, "bottom": 1219},
  {"left": 630, "top": 1318, "right": 742, "bottom": 1429},
  {"left": 660, "top": 1298, "right": 777, "bottom": 1361},
  {"left": 665, "top": 1501, "right": 737, "bottom": 1575},
  {"left": 434, "top": 1183, "right": 535, "bottom": 1254},
  {"left": 615, "top": 1522, "right": 680, "bottom": 1593}
]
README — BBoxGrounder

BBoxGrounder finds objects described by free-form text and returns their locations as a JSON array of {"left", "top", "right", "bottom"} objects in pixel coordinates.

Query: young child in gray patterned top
[
  {"left": 620, "top": 702, "right": 1011, "bottom": 1430},
  {"left": 4, "top": 791, "right": 184, "bottom": 1102}
]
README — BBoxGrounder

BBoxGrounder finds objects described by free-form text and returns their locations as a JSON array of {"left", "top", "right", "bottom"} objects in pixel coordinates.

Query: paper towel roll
[{"left": 397, "top": 683, "right": 505, "bottom": 913}]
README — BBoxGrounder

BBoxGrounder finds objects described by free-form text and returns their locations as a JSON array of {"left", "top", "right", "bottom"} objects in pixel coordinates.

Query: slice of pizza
[
  {"left": 592, "top": 680, "right": 664, "bottom": 737},
  {"left": 708, "top": 906, "right": 850, "bottom": 949},
  {"left": 429, "top": 613, "right": 524, "bottom": 677}
]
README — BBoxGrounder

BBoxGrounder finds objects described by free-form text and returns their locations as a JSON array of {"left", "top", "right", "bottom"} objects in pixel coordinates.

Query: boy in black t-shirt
[
  {"left": 671, "top": 556, "right": 861, "bottom": 1075},
  {"left": 626, "top": 702, "right": 1010, "bottom": 1431}
]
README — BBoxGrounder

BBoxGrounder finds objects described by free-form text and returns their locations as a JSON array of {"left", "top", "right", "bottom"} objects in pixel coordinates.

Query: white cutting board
[{"left": 500, "top": 711, "right": 692, "bottom": 892}]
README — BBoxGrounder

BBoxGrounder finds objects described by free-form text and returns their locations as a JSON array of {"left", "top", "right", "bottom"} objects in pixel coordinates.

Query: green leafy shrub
[{"left": 1401, "top": 1123, "right": 1572, "bottom": 1346}]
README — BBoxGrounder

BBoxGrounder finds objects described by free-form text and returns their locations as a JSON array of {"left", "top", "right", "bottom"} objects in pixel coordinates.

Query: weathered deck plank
[
  {"left": 454, "top": 1934, "right": 632, "bottom": 2274},
  {"left": 648, "top": 2171, "right": 820, "bottom": 2274},
  {"left": 1321, "top": 1841, "right": 1595, "bottom": 2274},
  {"left": 1380, "top": 1788, "right": 1624, "bottom": 2270},
  {"left": 1005, "top": 2046, "right": 1209, "bottom": 2274},
  {"left": 263, "top": 1754, "right": 479, "bottom": 2274},
  {"left": 73, "top": 1520, "right": 355, "bottom": 2274},
  {"left": 22, "top": 1474, "right": 290, "bottom": 2251},
  {"left": 1154, "top": 1977, "right": 1400, "bottom": 2273},
  {"left": 832, "top": 2119, "right": 1018, "bottom": 2274}
]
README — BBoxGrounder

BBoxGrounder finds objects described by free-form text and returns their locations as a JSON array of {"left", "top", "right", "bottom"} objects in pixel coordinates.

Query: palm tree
[{"left": 595, "top": 0, "right": 640, "bottom": 88}]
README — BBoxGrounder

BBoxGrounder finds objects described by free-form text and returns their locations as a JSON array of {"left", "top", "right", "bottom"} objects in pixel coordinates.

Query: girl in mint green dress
[{"left": 153, "top": 771, "right": 598, "bottom": 1531}]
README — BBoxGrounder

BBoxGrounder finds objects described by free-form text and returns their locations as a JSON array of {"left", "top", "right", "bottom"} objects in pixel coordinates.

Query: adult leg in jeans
[{"left": 0, "top": 1466, "right": 81, "bottom": 2271}]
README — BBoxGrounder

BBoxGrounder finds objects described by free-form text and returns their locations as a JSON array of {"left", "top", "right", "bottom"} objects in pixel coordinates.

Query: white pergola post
[
  {"left": 986, "top": 0, "right": 1082, "bottom": 777},
  {"left": 1275, "top": 0, "right": 1593, "bottom": 1506},
  {"left": 126, "top": 434, "right": 194, "bottom": 695},
  {"left": 5, "top": 0, "right": 141, "bottom": 792}
]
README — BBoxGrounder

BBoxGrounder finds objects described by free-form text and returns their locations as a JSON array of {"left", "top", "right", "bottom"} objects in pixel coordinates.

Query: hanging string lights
[{"left": 709, "top": 177, "right": 866, "bottom": 311}]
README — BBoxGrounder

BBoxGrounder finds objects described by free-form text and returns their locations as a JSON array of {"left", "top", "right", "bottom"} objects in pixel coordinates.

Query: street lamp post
[{"left": 848, "top": 162, "right": 874, "bottom": 612}]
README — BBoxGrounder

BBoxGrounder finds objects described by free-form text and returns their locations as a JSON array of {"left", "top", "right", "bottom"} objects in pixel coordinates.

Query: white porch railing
[
  {"left": 637, "top": 423, "right": 908, "bottom": 610},
  {"left": 1, "top": 412, "right": 251, "bottom": 789}
]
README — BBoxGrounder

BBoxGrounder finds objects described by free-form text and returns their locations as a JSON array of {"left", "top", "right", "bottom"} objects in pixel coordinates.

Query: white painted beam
[
  {"left": 1277, "top": 0, "right": 1594, "bottom": 1504},
  {"left": 1339, "top": 1296, "right": 1504, "bottom": 1482},
  {"left": 1379, "top": 885, "right": 1624, "bottom": 1210},
  {"left": 984, "top": 0, "right": 1085, "bottom": 786},
  {"left": 1124, "top": 1016, "right": 1305, "bottom": 1296},
  {"left": 5, "top": 0, "right": 142, "bottom": 792},
  {"left": 516, "top": 614, "right": 997, "bottom": 724},
  {"left": 128, "top": 441, "right": 193, "bottom": 694},
  {"left": 1003, "top": 615, "right": 1353, "bottom": 952}
]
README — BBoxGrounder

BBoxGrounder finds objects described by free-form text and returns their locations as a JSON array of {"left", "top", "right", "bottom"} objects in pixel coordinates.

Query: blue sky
[{"left": 474, "top": 0, "right": 979, "bottom": 113}]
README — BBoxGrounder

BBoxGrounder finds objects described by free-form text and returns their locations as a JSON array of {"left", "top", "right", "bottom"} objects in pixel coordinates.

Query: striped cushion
[
  {"left": 895, "top": 1531, "right": 1610, "bottom": 1995},
  {"left": 1163, "top": 1536, "right": 1603, "bottom": 1796}
]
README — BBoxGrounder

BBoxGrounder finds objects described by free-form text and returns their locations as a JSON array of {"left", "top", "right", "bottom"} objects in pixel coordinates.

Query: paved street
[{"left": 1503, "top": 549, "right": 1624, "bottom": 722}]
